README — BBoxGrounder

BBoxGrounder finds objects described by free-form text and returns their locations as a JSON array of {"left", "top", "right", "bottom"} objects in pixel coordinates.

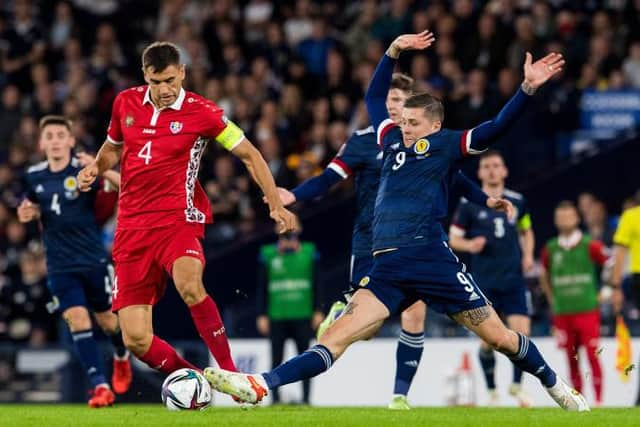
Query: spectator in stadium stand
[
  {"left": 0, "top": 0, "right": 46, "bottom": 93},
  {"left": 622, "top": 41, "right": 640, "bottom": 88},
  {"left": 0, "top": 86, "right": 22, "bottom": 156},
  {"left": 611, "top": 193, "right": 640, "bottom": 405},
  {"left": 256, "top": 230, "right": 324, "bottom": 404},
  {"left": 539, "top": 201, "right": 609, "bottom": 407}
]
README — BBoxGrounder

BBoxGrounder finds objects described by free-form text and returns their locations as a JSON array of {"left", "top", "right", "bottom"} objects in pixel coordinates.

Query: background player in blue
[
  {"left": 17, "top": 115, "right": 131, "bottom": 408},
  {"left": 450, "top": 150, "right": 535, "bottom": 407},
  {"left": 203, "top": 31, "right": 588, "bottom": 411},
  {"left": 275, "top": 74, "right": 514, "bottom": 410}
]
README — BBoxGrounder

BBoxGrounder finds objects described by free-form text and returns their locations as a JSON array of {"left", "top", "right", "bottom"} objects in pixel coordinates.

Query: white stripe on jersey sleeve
[
  {"left": 106, "top": 134, "right": 123, "bottom": 145},
  {"left": 376, "top": 118, "right": 395, "bottom": 146},
  {"left": 465, "top": 128, "right": 487, "bottom": 155},
  {"left": 328, "top": 162, "right": 349, "bottom": 179}
]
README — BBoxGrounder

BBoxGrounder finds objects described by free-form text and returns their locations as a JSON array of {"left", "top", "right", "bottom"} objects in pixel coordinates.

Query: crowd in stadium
[{"left": 1, "top": 0, "right": 640, "bottom": 345}]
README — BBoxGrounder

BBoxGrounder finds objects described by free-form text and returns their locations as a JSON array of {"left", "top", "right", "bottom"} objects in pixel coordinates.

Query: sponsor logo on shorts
[
  {"left": 213, "top": 326, "right": 226, "bottom": 337},
  {"left": 186, "top": 249, "right": 200, "bottom": 255},
  {"left": 359, "top": 276, "right": 370, "bottom": 287}
]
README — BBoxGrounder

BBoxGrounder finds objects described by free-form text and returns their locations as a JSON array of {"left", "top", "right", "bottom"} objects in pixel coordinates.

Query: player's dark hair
[
  {"left": 39, "top": 115, "right": 72, "bottom": 132},
  {"left": 390, "top": 73, "right": 414, "bottom": 94},
  {"left": 404, "top": 92, "right": 444, "bottom": 122},
  {"left": 556, "top": 200, "right": 578, "bottom": 211},
  {"left": 479, "top": 149, "right": 505, "bottom": 162},
  {"left": 142, "top": 41, "right": 181, "bottom": 72}
]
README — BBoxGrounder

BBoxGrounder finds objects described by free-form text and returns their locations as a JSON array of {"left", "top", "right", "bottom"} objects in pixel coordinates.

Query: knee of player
[
  {"left": 400, "top": 309, "right": 426, "bottom": 332},
  {"left": 62, "top": 307, "right": 92, "bottom": 332},
  {"left": 122, "top": 330, "right": 152, "bottom": 355},
  {"left": 175, "top": 280, "right": 206, "bottom": 305}
]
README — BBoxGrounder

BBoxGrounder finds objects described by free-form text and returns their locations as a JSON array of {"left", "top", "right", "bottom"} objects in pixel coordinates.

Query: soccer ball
[{"left": 161, "top": 368, "right": 212, "bottom": 411}]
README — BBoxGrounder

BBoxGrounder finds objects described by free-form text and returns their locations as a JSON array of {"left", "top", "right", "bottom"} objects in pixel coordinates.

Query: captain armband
[{"left": 215, "top": 119, "right": 245, "bottom": 151}]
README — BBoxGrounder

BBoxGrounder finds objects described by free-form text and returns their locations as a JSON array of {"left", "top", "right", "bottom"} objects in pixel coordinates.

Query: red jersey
[{"left": 107, "top": 86, "right": 245, "bottom": 230}]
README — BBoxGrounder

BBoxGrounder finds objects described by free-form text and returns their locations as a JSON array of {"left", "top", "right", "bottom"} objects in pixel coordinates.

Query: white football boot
[
  {"left": 204, "top": 368, "right": 268, "bottom": 405},
  {"left": 546, "top": 377, "right": 590, "bottom": 411}
]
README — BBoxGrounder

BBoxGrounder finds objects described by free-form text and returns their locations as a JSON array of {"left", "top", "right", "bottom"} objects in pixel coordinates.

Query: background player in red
[
  {"left": 539, "top": 201, "right": 609, "bottom": 406},
  {"left": 77, "top": 42, "right": 297, "bottom": 376}
]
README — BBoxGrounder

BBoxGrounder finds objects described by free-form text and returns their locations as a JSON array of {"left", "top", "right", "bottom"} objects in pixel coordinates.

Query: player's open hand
[
  {"left": 523, "top": 52, "right": 565, "bottom": 89},
  {"left": 270, "top": 206, "right": 299, "bottom": 234},
  {"left": 263, "top": 187, "right": 296, "bottom": 206},
  {"left": 389, "top": 30, "right": 436, "bottom": 57},
  {"left": 17, "top": 199, "right": 40, "bottom": 223},
  {"left": 486, "top": 197, "right": 515, "bottom": 221},
  {"left": 78, "top": 163, "right": 99, "bottom": 192}
]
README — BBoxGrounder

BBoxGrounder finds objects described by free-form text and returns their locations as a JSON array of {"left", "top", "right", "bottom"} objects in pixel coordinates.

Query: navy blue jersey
[
  {"left": 25, "top": 158, "right": 108, "bottom": 274},
  {"left": 327, "top": 126, "right": 381, "bottom": 257},
  {"left": 372, "top": 120, "right": 469, "bottom": 251},
  {"left": 451, "top": 189, "right": 531, "bottom": 291}
]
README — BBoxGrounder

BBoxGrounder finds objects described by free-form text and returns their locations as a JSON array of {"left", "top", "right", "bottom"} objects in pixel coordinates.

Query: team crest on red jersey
[
  {"left": 169, "top": 121, "right": 183, "bottom": 134},
  {"left": 125, "top": 115, "right": 134, "bottom": 127}
]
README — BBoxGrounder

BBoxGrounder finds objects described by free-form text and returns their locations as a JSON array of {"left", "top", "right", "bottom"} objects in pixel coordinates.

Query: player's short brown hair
[
  {"left": 39, "top": 115, "right": 72, "bottom": 132},
  {"left": 479, "top": 149, "right": 505, "bottom": 163},
  {"left": 556, "top": 200, "right": 578, "bottom": 212},
  {"left": 390, "top": 73, "right": 414, "bottom": 94},
  {"left": 142, "top": 41, "right": 181, "bottom": 72},
  {"left": 404, "top": 92, "right": 444, "bottom": 122}
]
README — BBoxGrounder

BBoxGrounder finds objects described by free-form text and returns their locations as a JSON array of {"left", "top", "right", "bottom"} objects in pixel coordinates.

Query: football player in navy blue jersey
[
  {"left": 275, "top": 74, "right": 513, "bottom": 410},
  {"left": 450, "top": 150, "right": 535, "bottom": 407},
  {"left": 18, "top": 115, "right": 131, "bottom": 407},
  {"left": 203, "top": 31, "right": 588, "bottom": 411}
]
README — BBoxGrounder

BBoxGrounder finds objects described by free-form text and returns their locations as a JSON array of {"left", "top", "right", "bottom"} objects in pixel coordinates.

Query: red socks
[
  {"left": 189, "top": 296, "right": 237, "bottom": 372},
  {"left": 139, "top": 336, "right": 198, "bottom": 374}
]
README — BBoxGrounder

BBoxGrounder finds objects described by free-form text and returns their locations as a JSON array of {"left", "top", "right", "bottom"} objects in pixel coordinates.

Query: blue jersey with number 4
[{"left": 25, "top": 157, "right": 107, "bottom": 274}]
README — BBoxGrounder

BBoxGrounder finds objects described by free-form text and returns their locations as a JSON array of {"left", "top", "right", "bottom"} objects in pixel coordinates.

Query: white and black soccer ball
[{"left": 161, "top": 368, "right": 212, "bottom": 411}]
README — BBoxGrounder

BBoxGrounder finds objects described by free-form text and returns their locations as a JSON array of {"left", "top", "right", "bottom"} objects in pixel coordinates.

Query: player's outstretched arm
[
  {"left": 232, "top": 138, "right": 298, "bottom": 233},
  {"left": 451, "top": 171, "right": 488, "bottom": 207},
  {"left": 290, "top": 168, "right": 343, "bottom": 204},
  {"left": 464, "top": 52, "right": 565, "bottom": 154},
  {"left": 78, "top": 140, "right": 122, "bottom": 192},
  {"left": 365, "top": 31, "right": 435, "bottom": 129},
  {"left": 76, "top": 152, "right": 121, "bottom": 190}
]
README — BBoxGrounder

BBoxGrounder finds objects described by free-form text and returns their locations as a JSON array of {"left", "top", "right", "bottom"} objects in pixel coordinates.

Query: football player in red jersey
[{"left": 78, "top": 42, "right": 297, "bottom": 376}]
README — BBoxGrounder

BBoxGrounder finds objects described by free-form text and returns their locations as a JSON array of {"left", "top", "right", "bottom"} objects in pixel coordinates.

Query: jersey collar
[
  {"left": 142, "top": 87, "right": 186, "bottom": 110},
  {"left": 558, "top": 229, "right": 583, "bottom": 249}
]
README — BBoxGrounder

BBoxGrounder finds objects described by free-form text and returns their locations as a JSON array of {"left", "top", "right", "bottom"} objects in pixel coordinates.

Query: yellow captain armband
[
  {"left": 215, "top": 119, "right": 245, "bottom": 151},
  {"left": 518, "top": 213, "right": 532, "bottom": 231}
]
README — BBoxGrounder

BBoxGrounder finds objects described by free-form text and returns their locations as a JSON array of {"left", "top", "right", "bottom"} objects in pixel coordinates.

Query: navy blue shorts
[
  {"left": 360, "top": 242, "right": 490, "bottom": 316},
  {"left": 46, "top": 263, "right": 114, "bottom": 313},
  {"left": 481, "top": 285, "right": 531, "bottom": 317},
  {"left": 350, "top": 254, "right": 374, "bottom": 286}
]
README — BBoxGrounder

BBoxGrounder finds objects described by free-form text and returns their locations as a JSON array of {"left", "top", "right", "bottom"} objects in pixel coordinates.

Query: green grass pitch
[{"left": 1, "top": 405, "right": 639, "bottom": 427}]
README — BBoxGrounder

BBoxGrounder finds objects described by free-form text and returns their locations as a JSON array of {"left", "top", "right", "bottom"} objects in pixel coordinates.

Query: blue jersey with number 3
[
  {"left": 451, "top": 190, "right": 531, "bottom": 290},
  {"left": 25, "top": 157, "right": 107, "bottom": 273}
]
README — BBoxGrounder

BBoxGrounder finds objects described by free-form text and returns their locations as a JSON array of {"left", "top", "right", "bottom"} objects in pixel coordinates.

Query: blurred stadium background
[{"left": 1, "top": 0, "right": 640, "bottom": 408}]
